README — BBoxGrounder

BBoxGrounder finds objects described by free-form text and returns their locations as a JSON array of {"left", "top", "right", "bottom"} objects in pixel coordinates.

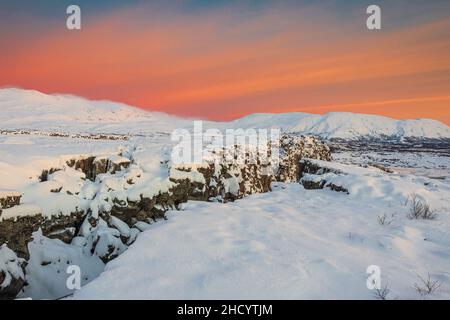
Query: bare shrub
[
  {"left": 377, "top": 213, "right": 395, "bottom": 226},
  {"left": 406, "top": 194, "right": 437, "bottom": 220},
  {"left": 374, "top": 284, "right": 390, "bottom": 300},
  {"left": 414, "top": 273, "right": 442, "bottom": 296}
]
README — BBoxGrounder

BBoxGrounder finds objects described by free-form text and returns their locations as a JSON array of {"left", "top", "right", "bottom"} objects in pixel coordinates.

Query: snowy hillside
[
  {"left": 1, "top": 88, "right": 449, "bottom": 140},
  {"left": 0, "top": 88, "right": 190, "bottom": 134}
]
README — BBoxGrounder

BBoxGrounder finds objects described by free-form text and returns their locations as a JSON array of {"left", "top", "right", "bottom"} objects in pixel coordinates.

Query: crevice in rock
[{"left": 0, "top": 134, "right": 332, "bottom": 299}]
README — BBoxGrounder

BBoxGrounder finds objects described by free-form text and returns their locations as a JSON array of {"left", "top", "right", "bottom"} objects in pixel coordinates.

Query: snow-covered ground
[
  {"left": 333, "top": 150, "right": 450, "bottom": 179},
  {"left": 1, "top": 88, "right": 450, "bottom": 300},
  {"left": 73, "top": 178, "right": 450, "bottom": 299},
  {"left": 0, "top": 135, "right": 127, "bottom": 190}
]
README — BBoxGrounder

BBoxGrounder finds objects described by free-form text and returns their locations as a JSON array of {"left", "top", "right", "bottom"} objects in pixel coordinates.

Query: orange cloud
[{"left": 0, "top": 3, "right": 449, "bottom": 124}]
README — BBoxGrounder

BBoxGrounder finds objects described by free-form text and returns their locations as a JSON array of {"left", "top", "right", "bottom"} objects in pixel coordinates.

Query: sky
[{"left": 0, "top": 0, "right": 449, "bottom": 124}]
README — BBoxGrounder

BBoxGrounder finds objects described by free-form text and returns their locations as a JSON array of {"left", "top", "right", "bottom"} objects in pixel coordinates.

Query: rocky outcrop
[
  {"left": 169, "top": 134, "right": 331, "bottom": 202},
  {"left": 277, "top": 135, "right": 332, "bottom": 182},
  {"left": 93, "top": 155, "right": 131, "bottom": 177},
  {"left": 169, "top": 162, "right": 272, "bottom": 203},
  {"left": 299, "top": 159, "right": 339, "bottom": 176},
  {"left": 368, "top": 163, "right": 394, "bottom": 173},
  {"left": 38, "top": 168, "right": 61, "bottom": 182},
  {"left": 0, "top": 134, "right": 332, "bottom": 299},
  {"left": 65, "top": 156, "right": 97, "bottom": 181},
  {"left": 299, "top": 159, "right": 348, "bottom": 194},
  {"left": 0, "top": 192, "right": 21, "bottom": 209},
  {"left": 65, "top": 154, "right": 131, "bottom": 181},
  {"left": 0, "top": 211, "right": 86, "bottom": 259}
]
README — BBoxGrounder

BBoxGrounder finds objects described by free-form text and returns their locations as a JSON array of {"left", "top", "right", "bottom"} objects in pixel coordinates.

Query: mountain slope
[
  {"left": 1, "top": 88, "right": 449, "bottom": 140},
  {"left": 0, "top": 88, "right": 189, "bottom": 134}
]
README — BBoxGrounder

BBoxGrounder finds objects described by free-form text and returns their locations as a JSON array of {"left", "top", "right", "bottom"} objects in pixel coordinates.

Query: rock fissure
[{"left": 0, "top": 134, "right": 332, "bottom": 299}]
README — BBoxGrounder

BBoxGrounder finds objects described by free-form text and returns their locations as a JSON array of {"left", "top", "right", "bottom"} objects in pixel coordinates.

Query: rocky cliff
[{"left": 0, "top": 134, "right": 331, "bottom": 299}]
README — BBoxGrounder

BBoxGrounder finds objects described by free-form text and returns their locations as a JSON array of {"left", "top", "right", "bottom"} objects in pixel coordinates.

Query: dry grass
[
  {"left": 373, "top": 284, "right": 390, "bottom": 300},
  {"left": 377, "top": 213, "right": 395, "bottom": 226},
  {"left": 414, "top": 273, "right": 442, "bottom": 297}
]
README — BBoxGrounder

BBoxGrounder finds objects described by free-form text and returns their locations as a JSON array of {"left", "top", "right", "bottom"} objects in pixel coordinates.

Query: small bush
[
  {"left": 414, "top": 273, "right": 441, "bottom": 296},
  {"left": 377, "top": 213, "right": 395, "bottom": 226},
  {"left": 406, "top": 194, "right": 437, "bottom": 220},
  {"left": 374, "top": 284, "right": 390, "bottom": 300}
]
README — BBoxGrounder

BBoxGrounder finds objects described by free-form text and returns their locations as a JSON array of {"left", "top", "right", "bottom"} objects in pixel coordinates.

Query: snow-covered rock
[
  {"left": 0, "top": 244, "right": 25, "bottom": 299},
  {"left": 23, "top": 229, "right": 104, "bottom": 300},
  {"left": 0, "top": 191, "right": 21, "bottom": 209},
  {"left": 277, "top": 135, "right": 332, "bottom": 182},
  {"left": 299, "top": 159, "right": 450, "bottom": 210}
]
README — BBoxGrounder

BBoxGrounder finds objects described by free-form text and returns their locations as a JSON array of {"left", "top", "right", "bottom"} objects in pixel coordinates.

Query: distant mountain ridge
[
  {"left": 223, "top": 112, "right": 450, "bottom": 140},
  {"left": 1, "top": 88, "right": 449, "bottom": 140}
]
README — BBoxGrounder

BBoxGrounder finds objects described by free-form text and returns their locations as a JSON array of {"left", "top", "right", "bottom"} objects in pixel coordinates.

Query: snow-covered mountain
[
  {"left": 224, "top": 112, "right": 450, "bottom": 140},
  {"left": 1, "top": 88, "right": 449, "bottom": 140}
]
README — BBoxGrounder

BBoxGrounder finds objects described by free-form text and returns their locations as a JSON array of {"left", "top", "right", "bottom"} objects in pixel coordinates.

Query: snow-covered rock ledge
[
  {"left": 0, "top": 134, "right": 332, "bottom": 299},
  {"left": 0, "top": 244, "right": 25, "bottom": 300},
  {"left": 299, "top": 159, "right": 450, "bottom": 211},
  {"left": 0, "top": 191, "right": 22, "bottom": 210}
]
